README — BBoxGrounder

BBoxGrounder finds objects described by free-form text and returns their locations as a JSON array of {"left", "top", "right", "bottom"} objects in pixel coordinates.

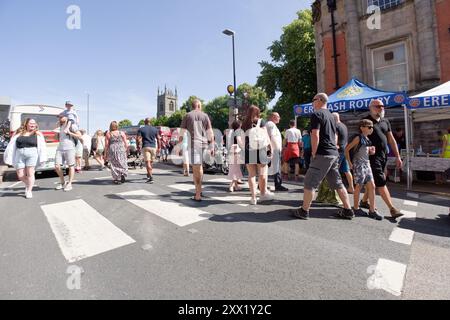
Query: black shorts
[{"left": 370, "top": 154, "right": 388, "bottom": 188}]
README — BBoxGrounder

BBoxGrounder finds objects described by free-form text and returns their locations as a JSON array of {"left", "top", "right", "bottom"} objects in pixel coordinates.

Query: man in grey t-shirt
[
  {"left": 54, "top": 115, "right": 82, "bottom": 192},
  {"left": 179, "top": 99, "right": 214, "bottom": 202}
]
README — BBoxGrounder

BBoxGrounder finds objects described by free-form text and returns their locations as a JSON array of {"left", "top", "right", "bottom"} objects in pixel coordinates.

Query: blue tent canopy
[{"left": 294, "top": 78, "right": 408, "bottom": 116}]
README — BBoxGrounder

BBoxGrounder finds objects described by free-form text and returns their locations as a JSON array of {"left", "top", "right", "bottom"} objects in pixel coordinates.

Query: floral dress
[{"left": 108, "top": 132, "right": 128, "bottom": 181}]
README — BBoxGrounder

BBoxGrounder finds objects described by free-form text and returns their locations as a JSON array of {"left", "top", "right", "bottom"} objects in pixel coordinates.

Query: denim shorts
[{"left": 14, "top": 147, "right": 39, "bottom": 169}]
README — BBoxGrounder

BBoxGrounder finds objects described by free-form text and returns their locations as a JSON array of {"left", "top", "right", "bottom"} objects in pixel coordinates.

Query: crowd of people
[{"left": 3, "top": 96, "right": 450, "bottom": 221}]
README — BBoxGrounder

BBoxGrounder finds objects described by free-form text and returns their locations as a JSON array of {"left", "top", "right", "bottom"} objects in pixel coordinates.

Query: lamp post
[
  {"left": 86, "top": 93, "right": 90, "bottom": 135},
  {"left": 223, "top": 28, "right": 237, "bottom": 119}
]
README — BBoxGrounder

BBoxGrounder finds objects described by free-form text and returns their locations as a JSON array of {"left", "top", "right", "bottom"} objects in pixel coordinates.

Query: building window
[
  {"left": 367, "top": 0, "right": 402, "bottom": 11},
  {"left": 372, "top": 42, "right": 409, "bottom": 91},
  {"left": 169, "top": 101, "right": 174, "bottom": 112},
  {"left": 159, "top": 102, "right": 164, "bottom": 112}
]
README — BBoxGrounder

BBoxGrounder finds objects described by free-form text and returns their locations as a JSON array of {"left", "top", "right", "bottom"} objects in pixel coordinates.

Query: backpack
[{"left": 248, "top": 119, "right": 269, "bottom": 150}]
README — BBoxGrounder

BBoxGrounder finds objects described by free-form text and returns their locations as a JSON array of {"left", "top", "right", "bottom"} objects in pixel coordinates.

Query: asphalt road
[{"left": 0, "top": 162, "right": 449, "bottom": 300}]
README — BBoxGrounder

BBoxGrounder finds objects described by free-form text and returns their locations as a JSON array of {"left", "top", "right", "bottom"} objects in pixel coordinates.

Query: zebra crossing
[{"left": 36, "top": 178, "right": 256, "bottom": 263}]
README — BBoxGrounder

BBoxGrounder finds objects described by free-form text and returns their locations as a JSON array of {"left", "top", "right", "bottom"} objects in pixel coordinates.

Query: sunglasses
[
  {"left": 313, "top": 98, "right": 320, "bottom": 102},
  {"left": 373, "top": 105, "right": 384, "bottom": 109}
]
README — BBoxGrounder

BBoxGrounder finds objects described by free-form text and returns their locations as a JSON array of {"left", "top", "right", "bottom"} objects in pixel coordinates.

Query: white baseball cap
[{"left": 65, "top": 101, "right": 74, "bottom": 106}]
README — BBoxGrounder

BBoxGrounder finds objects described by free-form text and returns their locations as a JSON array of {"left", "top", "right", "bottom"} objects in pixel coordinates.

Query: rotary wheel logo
[
  {"left": 409, "top": 98, "right": 421, "bottom": 108},
  {"left": 295, "top": 106, "right": 303, "bottom": 115},
  {"left": 394, "top": 95, "right": 405, "bottom": 104}
]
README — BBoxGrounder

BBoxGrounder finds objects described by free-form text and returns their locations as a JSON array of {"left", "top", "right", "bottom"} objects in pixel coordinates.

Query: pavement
[{"left": 0, "top": 161, "right": 449, "bottom": 300}]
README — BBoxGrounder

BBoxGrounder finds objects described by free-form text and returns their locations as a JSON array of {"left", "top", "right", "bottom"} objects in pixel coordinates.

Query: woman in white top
[{"left": 3, "top": 118, "right": 47, "bottom": 199}]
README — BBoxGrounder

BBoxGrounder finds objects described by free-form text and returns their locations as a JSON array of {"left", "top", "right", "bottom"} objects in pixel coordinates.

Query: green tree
[
  {"left": 166, "top": 110, "right": 187, "bottom": 128},
  {"left": 180, "top": 96, "right": 205, "bottom": 112},
  {"left": 118, "top": 119, "right": 133, "bottom": 128},
  {"left": 138, "top": 119, "right": 145, "bottom": 126},
  {"left": 237, "top": 83, "right": 270, "bottom": 112},
  {"left": 257, "top": 9, "right": 316, "bottom": 130},
  {"left": 152, "top": 116, "right": 169, "bottom": 127},
  {"left": 204, "top": 95, "right": 230, "bottom": 132}
]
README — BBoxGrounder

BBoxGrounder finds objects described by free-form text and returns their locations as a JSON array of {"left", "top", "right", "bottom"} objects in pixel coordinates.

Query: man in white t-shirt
[
  {"left": 266, "top": 112, "right": 288, "bottom": 191},
  {"left": 285, "top": 120, "right": 303, "bottom": 177}
]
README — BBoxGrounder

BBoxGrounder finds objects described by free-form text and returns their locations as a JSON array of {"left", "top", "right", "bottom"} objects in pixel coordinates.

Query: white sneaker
[
  {"left": 55, "top": 183, "right": 64, "bottom": 190},
  {"left": 64, "top": 183, "right": 73, "bottom": 192},
  {"left": 260, "top": 191, "right": 274, "bottom": 202},
  {"left": 25, "top": 191, "right": 33, "bottom": 199},
  {"left": 250, "top": 198, "right": 257, "bottom": 205}
]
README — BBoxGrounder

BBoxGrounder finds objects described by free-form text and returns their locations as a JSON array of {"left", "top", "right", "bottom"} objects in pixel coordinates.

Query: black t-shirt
[
  {"left": 335, "top": 122, "right": 348, "bottom": 152},
  {"left": 365, "top": 114, "right": 392, "bottom": 155},
  {"left": 138, "top": 125, "right": 159, "bottom": 148},
  {"left": 310, "top": 109, "right": 338, "bottom": 156}
]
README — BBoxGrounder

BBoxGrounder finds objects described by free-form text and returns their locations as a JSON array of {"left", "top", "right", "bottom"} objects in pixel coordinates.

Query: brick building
[{"left": 312, "top": 0, "right": 450, "bottom": 152}]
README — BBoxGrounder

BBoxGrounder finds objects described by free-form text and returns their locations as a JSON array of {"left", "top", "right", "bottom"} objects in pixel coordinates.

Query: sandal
[{"left": 190, "top": 196, "right": 202, "bottom": 202}]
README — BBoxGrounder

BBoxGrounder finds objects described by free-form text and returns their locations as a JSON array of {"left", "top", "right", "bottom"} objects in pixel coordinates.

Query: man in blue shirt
[{"left": 137, "top": 118, "right": 161, "bottom": 184}]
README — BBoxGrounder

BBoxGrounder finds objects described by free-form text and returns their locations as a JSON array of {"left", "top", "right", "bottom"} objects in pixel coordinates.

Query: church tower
[{"left": 157, "top": 86, "right": 178, "bottom": 118}]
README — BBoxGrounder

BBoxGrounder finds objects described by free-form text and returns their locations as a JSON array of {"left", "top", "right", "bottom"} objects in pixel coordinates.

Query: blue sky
[{"left": 0, "top": 0, "right": 311, "bottom": 131}]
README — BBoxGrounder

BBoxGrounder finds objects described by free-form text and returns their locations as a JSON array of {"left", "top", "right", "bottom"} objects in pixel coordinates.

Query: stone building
[
  {"left": 157, "top": 86, "right": 178, "bottom": 118},
  {"left": 312, "top": 0, "right": 450, "bottom": 152}
]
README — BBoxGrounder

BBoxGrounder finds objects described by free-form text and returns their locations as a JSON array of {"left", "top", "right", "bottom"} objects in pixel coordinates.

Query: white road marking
[
  {"left": 368, "top": 259, "right": 407, "bottom": 297},
  {"left": 407, "top": 192, "right": 419, "bottom": 199},
  {"left": 403, "top": 200, "right": 418, "bottom": 207},
  {"left": 208, "top": 178, "right": 231, "bottom": 184},
  {"left": 117, "top": 190, "right": 213, "bottom": 227},
  {"left": 168, "top": 184, "right": 196, "bottom": 192},
  {"left": 400, "top": 210, "right": 417, "bottom": 220},
  {"left": 41, "top": 200, "right": 136, "bottom": 263},
  {"left": 389, "top": 228, "right": 415, "bottom": 245},
  {"left": 209, "top": 195, "right": 251, "bottom": 204},
  {"left": 94, "top": 176, "right": 112, "bottom": 180}
]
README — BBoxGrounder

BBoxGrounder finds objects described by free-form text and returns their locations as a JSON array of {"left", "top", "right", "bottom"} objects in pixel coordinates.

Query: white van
[{"left": 9, "top": 104, "right": 64, "bottom": 171}]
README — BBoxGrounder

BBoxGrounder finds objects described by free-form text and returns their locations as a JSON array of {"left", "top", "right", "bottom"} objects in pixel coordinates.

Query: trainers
[
  {"left": 292, "top": 207, "right": 309, "bottom": 220},
  {"left": 337, "top": 208, "right": 355, "bottom": 220},
  {"left": 250, "top": 198, "right": 257, "bottom": 205},
  {"left": 360, "top": 200, "right": 370, "bottom": 209},
  {"left": 121, "top": 175, "right": 126, "bottom": 184},
  {"left": 353, "top": 207, "right": 366, "bottom": 216},
  {"left": 275, "top": 186, "right": 289, "bottom": 192},
  {"left": 260, "top": 191, "right": 274, "bottom": 202},
  {"left": 55, "top": 183, "right": 64, "bottom": 190},
  {"left": 25, "top": 191, "right": 33, "bottom": 199},
  {"left": 368, "top": 209, "right": 384, "bottom": 221},
  {"left": 64, "top": 184, "right": 73, "bottom": 192},
  {"left": 146, "top": 176, "right": 154, "bottom": 184},
  {"left": 390, "top": 207, "right": 404, "bottom": 219}
]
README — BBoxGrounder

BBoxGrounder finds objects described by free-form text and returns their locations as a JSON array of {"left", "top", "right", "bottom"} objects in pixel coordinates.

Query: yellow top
[{"left": 443, "top": 134, "right": 450, "bottom": 158}]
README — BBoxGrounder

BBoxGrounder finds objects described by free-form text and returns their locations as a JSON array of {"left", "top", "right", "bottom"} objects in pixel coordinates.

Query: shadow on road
[{"left": 397, "top": 215, "right": 450, "bottom": 239}]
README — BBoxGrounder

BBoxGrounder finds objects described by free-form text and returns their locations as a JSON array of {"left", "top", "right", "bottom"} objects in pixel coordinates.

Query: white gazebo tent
[{"left": 404, "top": 81, "right": 450, "bottom": 189}]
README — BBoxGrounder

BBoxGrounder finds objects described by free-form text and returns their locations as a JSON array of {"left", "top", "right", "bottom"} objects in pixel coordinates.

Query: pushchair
[{"left": 127, "top": 143, "right": 144, "bottom": 170}]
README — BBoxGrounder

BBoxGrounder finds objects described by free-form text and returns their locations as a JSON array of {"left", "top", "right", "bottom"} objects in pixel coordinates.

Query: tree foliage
[
  {"left": 257, "top": 9, "right": 316, "bottom": 130},
  {"left": 180, "top": 95, "right": 205, "bottom": 112},
  {"left": 118, "top": 119, "right": 133, "bottom": 128},
  {"left": 204, "top": 95, "right": 229, "bottom": 132}
]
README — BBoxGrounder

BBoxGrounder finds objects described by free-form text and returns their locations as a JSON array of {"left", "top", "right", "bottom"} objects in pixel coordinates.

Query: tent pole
[{"left": 404, "top": 105, "right": 412, "bottom": 190}]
